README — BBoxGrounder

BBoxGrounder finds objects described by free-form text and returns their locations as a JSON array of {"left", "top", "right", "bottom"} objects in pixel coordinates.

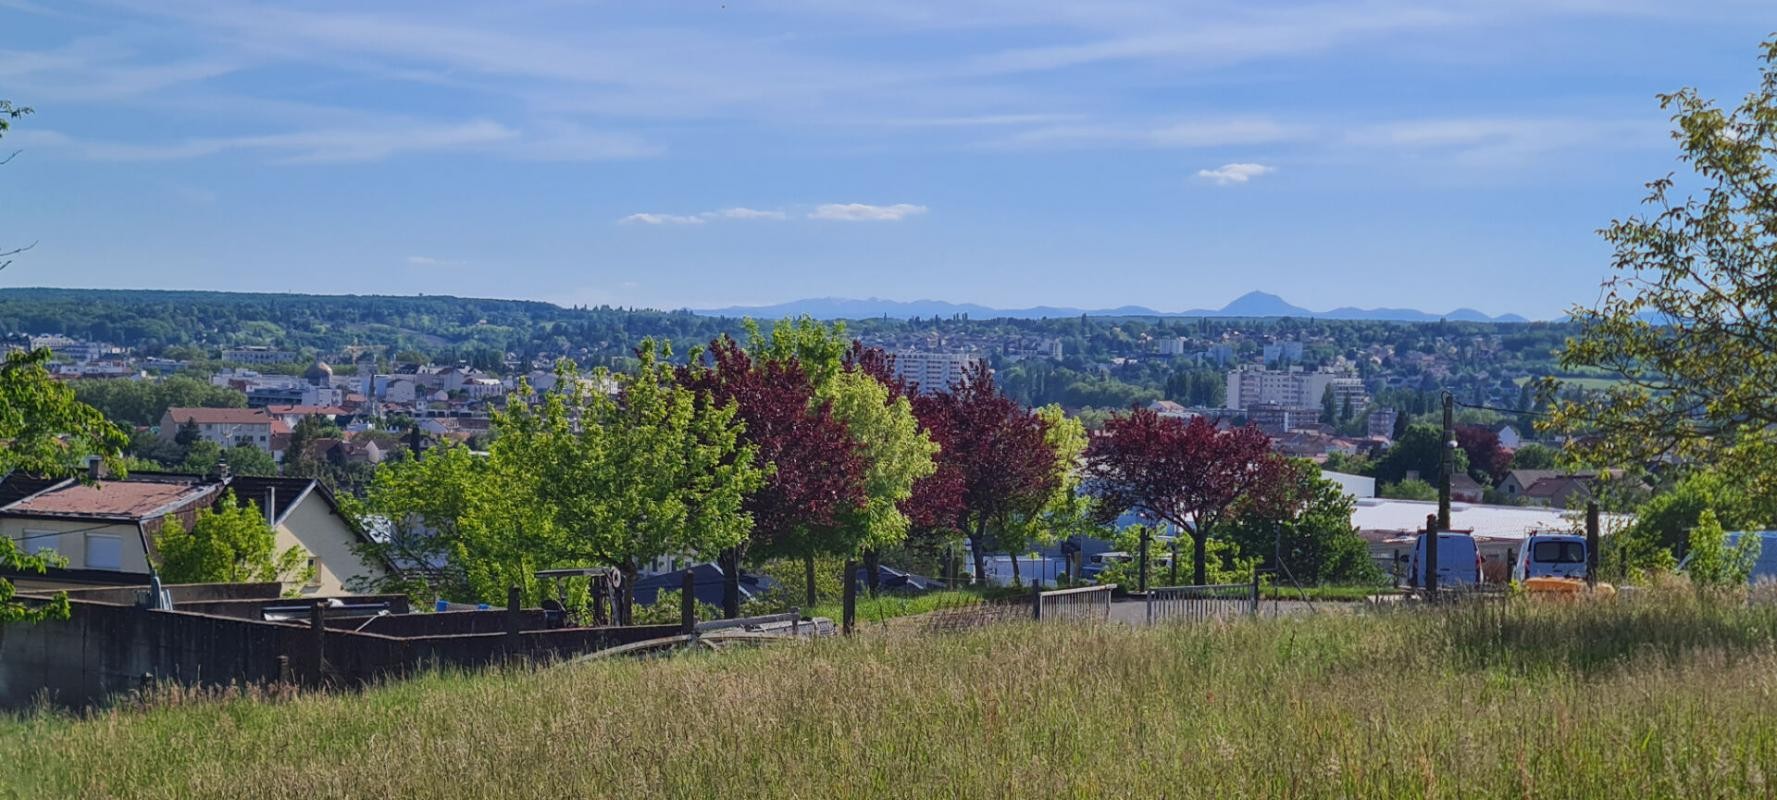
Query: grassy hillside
[{"left": 6, "top": 594, "right": 1775, "bottom": 798}]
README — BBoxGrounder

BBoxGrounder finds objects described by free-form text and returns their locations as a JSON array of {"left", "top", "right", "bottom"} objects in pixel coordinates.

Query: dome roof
[{"left": 304, "top": 360, "right": 334, "bottom": 380}]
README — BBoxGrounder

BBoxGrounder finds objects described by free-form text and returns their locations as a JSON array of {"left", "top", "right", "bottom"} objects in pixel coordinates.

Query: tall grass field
[{"left": 6, "top": 592, "right": 1777, "bottom": 798}]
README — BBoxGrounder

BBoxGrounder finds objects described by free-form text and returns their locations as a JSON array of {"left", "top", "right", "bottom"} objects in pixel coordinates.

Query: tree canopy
[
  {"left": 157, "top": 491, "right": 313, "bottom": 586},
  {"left": 1087, "top": 410, "right": 1291, "bottom": 584},
  {"left": 1552, "top": 38, "right": 1777, "bottom": 494}
]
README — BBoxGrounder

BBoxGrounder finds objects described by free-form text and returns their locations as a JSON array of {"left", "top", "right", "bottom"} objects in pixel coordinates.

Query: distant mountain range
[{"left": 696, "top": 291, "right": 1533, "bottom": 323}]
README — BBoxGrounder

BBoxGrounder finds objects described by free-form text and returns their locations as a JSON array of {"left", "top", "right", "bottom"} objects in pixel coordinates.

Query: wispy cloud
[
  {"left": 988, "top": 118, "right": 1299, "bottom": 151},
  {"left": 17, "top": 117, "right": 655, "bottom": 164},
  {"left": 706, "top": 207, "right": 788, "bottom": 221},
  {"left": 1197, "top": 163, "right": 1276, "bottom": 185},
  {"left": 406, "top": 255, "right": 467, "bottom": 267},
  {"left": 1346, "top": 116, "right": 1663, "bottom": 166},
  {"left": 807, "top": 203, "right": 928, "bottom": 222},
  {"left": 619, "top": 213, "right": 706, "bottom": 226},
  {"left": 618, "top": 207, "right": 789, "bottom": 225}
]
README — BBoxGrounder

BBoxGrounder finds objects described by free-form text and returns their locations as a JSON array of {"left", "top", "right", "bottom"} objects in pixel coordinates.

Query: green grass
[
  {"left": 805, "top": 587, "right": 1023, "bottom": 624},
  {"left": 8, "top": 592, "right": 1777, "bottom": 798}
]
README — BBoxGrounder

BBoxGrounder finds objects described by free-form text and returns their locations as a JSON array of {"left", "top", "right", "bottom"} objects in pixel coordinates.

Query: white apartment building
[
  {"left": 1263, "top": 341, "right": 1304, "bottom": 366},
  {"left": 1225, "top": 368, "right": 1367, "bottom": 412},
  {"left": 223, "top": 346, "right": 297, "bottom": 365},
  {"left": 1156, "top": 337, "right": 1188, "bottom": 356},
  {"left": 1200, "top": 344, "right": 1235, "bottom": 367},
  {"left": 159, "top": 407, "right": 286, "bottom": 452},
  {"left": 891, "top": 351, "right": 981, "bottom": 394}
]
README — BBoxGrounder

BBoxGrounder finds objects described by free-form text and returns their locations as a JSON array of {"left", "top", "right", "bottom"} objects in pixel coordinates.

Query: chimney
[{"left": 85, "top": 455, "right": 103, "bottom": 482}]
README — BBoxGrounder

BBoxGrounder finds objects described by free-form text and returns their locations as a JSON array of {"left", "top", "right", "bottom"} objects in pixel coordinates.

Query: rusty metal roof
[{"left": 3, "top": 478, "right": 220, "bottom": 520}]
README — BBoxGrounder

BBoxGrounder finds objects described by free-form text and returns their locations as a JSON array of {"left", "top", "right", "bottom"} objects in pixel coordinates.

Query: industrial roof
[{"left": 1351, "top": 497, "right": 1618, "bottom": 542}]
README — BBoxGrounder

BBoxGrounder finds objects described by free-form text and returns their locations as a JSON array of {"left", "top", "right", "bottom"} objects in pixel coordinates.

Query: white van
[
  {"left": 1512, "top": 534, "right": 1588, "bottom": 582},
  {"left": 1406, "top": 532, "right": 1484, "bottom": 588}
]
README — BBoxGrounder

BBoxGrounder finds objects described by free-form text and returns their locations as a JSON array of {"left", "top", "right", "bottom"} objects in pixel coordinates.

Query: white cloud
[
  {"left": 617, "top": 206, "right": 791, "bottom": 225},
  {"left": 1347, "top": 116, "right": 1663, "bottom": 167},
  {"left": 619, "top": 213, "right": 707, "bottom": 226},
  {"left": 706, "top": 207, "right": 788, "bottom": 221},
  {"left": 405, "top": 255, "right": 469, "bottom": 267},
  {"left": 987, "top": 118, "right": 1299, "bottom": 151},
  {"left": 808, "top": 203, "right": 928, "bottom": 222},
  {"left": 1197, "top": 163, "right": 1276, "bottom": 185}
]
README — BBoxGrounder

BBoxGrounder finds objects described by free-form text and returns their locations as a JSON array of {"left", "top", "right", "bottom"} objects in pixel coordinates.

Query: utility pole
[
  {"left": 1438, "top": 392, "right": 1454, "bottom": 531},
  {"left": 1585, "top": 501, "right": 1600, "bottom": 590},
  {"left": 1423, "top": 513, "right": 1439, "bottom": 596}
]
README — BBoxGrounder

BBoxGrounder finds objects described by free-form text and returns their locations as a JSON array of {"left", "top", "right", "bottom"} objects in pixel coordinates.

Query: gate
[{"left": 1034, "top": 584, "right": 1114, "bottom": 622}]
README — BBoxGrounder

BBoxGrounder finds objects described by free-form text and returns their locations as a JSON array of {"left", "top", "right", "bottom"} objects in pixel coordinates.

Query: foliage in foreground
[{"left": 11, "top": 595, "right": 1777, "bottom": 798}]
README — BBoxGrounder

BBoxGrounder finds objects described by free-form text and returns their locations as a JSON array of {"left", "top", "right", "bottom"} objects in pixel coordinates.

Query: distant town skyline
[{"left": 4, "top": 1, "right": 1774, "bottom": 319}]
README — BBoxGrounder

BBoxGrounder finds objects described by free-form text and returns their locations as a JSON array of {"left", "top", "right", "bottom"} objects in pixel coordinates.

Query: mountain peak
[{"left": 694, "top": 292, "right": 1532, "bottom": 323}]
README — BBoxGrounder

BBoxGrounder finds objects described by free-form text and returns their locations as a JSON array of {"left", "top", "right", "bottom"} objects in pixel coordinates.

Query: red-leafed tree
[
  {"left": 1454, "top": 424, "right": 1511, "bottom": 485},
  {"left": 913, "top": 363, "right": 1058, "bottom": 582},
  {"left": 1086, "top": 410, "right": 1292, "bottom": 585},
  {"left": 681, "top": 336, "right": 868, "bottom": 609}
]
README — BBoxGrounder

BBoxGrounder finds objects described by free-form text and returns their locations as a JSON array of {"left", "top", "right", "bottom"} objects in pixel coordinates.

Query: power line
[{"left": 1452, "top": 399, "right": 1553, "bottom": 419}]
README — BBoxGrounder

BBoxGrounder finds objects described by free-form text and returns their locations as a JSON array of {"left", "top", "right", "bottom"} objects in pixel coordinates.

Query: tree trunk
[
  {"left": 863, "top": 549, "right": 881, "bottom": 592},
  {"left": 968, "top": 538, "right": 988, "bottom": 587},
  {"left": 619, "top": 562, "right": 637, "bottom": 626},
  {"left": 1008, "top": 551, "right": 1022, "bottom": 585},
  {"left": 720, "top": 546, "right": 742, "bottom": 619},
  {"left": 804, "top": 551, "right": 817, "bottom": 608},
  {"left": 1193, "top": 533, "right": 1208, "bottom": 586}
]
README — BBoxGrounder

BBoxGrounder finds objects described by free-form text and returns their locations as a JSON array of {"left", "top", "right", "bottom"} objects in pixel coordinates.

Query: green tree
[
  {"left": 1380, "top": 478, "right": 1439, "bottom": 502},
  {"left": 0, "top": 349, "right": 130, "bottom": 623},
  {"left": 999, "top": 405, "right": 1100, "bottom": 566},
  {"left": 156, "top": 491, "right": 313, "bottom": 587},
  {"left": 1226, "top": 461, "right": 1382, "bottom": 585},
  {"left": 815, "top": 368, "right": 937, "bottom": 560},
  {"left": 1551, "top": 39, "right": 1777, "bottom": 496},
  {"left": 517, "top": 343, "right": 764, "bottom": 621},
  {"left": 358, "top": 443, "right": 536, "bottom": 603},
  {"left": 1509, "top": 442, "right": 1558, "bottom": 470},
  {"left": 1372, "top": 423, "right": 1467, "bottom": 486},
  {"left": 1622, "top": 469, "right": 1762, "bottom": 557},
  {"left": 72, "top": 376, "right": 246, "bottom": 427},
  {"left": 283, "top": 413, "right": 342, "bottom": 479},
  {"left": 1320, "top": 384, "right": 1337, "bottom": 425},
  {"left": 1682, "top": 509, "right": 1761, "bottom": 589}
]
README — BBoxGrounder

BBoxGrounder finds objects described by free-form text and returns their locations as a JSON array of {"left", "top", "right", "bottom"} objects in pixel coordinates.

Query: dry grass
[{"left": 6, "top": 594, "right": 1777, "bottom": 798}]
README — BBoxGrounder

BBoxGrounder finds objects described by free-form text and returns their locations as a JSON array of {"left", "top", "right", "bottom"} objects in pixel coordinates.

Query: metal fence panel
[{"left": 1144, "top": 582, "right": 1258, "bottom": 624}]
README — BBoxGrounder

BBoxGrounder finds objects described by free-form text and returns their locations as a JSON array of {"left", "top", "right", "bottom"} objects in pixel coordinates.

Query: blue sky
[{"left": 1, "top": 1, "right": 1771, "bottom": 318}]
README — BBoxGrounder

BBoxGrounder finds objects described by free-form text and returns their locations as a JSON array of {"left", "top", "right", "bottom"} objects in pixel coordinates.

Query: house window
[
  {"left": 22, "top": 530, "right": 59, "bottom": 556},
  {"left": 306, "top": 557, "right": 323, "bottom": 587},
  {"left": 85, "top": 534, "right": 124, "bottom": 571}
]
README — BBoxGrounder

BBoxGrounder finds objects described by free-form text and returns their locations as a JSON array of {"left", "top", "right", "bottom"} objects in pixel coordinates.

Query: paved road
[{"left": 1106, "top": 598, "right": 1341, "bottom": 625}]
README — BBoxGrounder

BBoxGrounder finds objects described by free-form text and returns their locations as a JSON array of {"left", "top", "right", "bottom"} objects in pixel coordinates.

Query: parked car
[
  {"left": 1405, "top": 532, "right": 1484, "bottom": 588},
  {"left": 1512, "top": 533, "right": 1588, "bottom": 582},
  {"left": 1676, "top": 530, "right": 1777, "bottom": 584},
  {"left": 1080, "top": 550, "right": 1173, "bottom": 582}
]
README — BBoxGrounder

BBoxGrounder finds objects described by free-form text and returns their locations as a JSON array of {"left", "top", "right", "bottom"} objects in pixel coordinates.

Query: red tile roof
[
  {"left": 164, "top": 407, "right": 274, "bottom": 425},
  {"left": 265, "top": 405, "right": 349, "bottom": 416}
]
